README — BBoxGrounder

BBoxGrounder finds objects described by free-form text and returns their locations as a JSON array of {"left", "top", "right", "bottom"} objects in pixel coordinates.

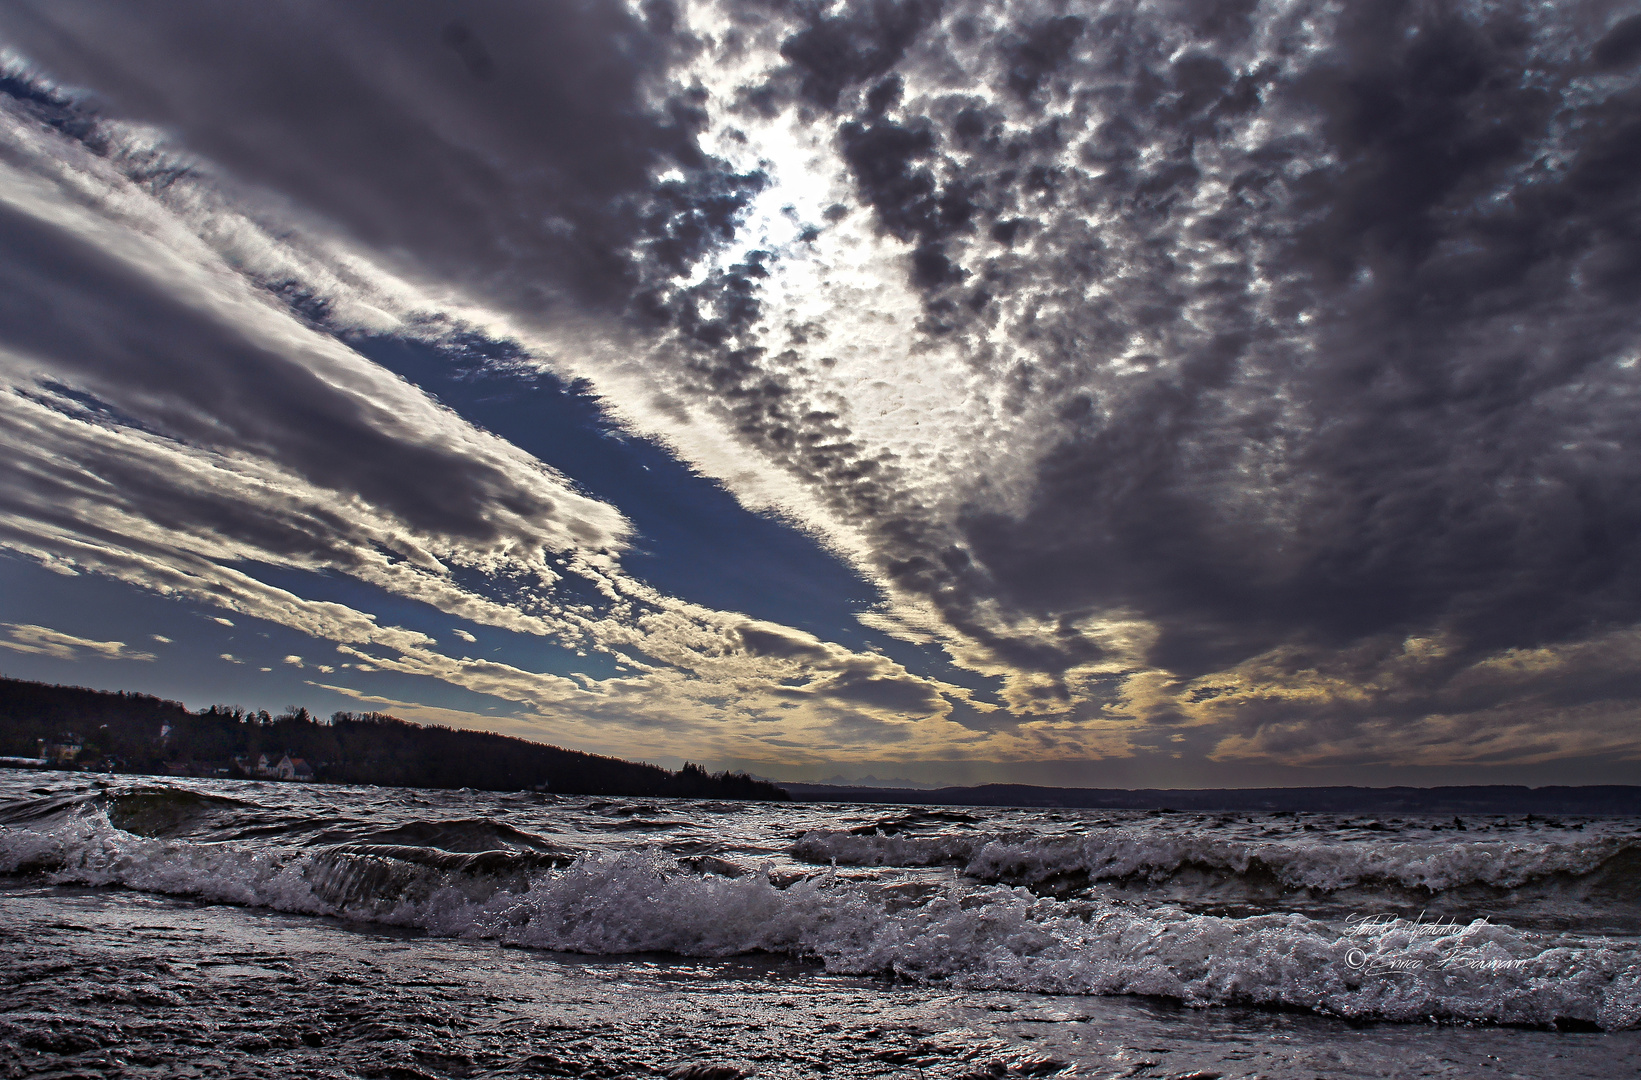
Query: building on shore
[
  {"left": 231, "top": 752, "right": 314, "bottom": 781},
  {"left": 36, "top": 735, "right": 82, "bottom": 765},
  {"left": 276, "top": 754, "right": 315, "bottom": 782}
]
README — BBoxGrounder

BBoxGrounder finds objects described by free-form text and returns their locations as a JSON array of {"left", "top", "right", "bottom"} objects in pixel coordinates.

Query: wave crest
[
  {"left": 792, "top": 828, "right": 1641, "bottom": 894},
  {"left": 2, "top": 802, "right": 1638, "bottom": 1029}
]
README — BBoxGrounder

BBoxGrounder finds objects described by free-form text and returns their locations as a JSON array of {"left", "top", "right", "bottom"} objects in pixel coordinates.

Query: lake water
[{"left": 2, "top": 768, "right": 1639, "bottom": 1078}]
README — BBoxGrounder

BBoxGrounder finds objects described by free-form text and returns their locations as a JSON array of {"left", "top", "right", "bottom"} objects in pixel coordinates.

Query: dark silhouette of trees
[{"left": 0, "top": 677, "right": 787, "bottom": 800}]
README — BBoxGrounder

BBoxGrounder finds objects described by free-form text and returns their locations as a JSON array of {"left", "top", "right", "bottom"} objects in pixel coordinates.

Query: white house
[{"left": 275, "top": 754, "right": 315, "bottom": 781}]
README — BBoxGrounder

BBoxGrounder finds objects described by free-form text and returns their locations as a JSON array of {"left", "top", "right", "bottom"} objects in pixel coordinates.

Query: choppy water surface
[{"left": 2, "top": 770, "right": 1639, "bottom": 1078}]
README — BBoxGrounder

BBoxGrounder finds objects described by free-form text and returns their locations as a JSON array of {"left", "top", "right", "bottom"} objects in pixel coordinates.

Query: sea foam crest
[
  {"left": 791, "top": 829, "right": 1639, "bottom": 892},
  {"left": 3, "top": 803, "right": 1638, "bottom": 1029}
]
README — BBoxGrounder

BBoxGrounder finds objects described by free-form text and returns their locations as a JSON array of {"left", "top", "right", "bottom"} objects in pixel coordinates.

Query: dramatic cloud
[
  {"left": 0, "top": 55, "right": 974, "bottom": 764},
  {"left": 0, "top": 0, "right": 764, "bottom": 317},
  {"left": 1, "top": 623, "right": 156, "bottom": 663},
  {"left": 3, "top": 0, "right": 1640, "bottom": 780}
]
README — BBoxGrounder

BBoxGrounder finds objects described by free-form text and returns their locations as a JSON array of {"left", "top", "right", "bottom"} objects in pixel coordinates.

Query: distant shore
[
  {"left": 8, "top": 674, "right": 1637, "bottom": 815},
  {"left": 780, "top": 780, "right": 1641, "bottom": 815},
  {"left": 0, "top": 675, "right": 788, "bottom": 801}
]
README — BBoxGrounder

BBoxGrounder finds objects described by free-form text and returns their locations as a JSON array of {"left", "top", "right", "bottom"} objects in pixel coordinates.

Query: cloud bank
[{"left": 2, "top": 0, "right": 1640, "bottom": 779}]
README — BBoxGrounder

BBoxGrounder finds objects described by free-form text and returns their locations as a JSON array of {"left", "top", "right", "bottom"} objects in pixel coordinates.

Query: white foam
[
  {"left": 793, "top": 828, "right": 1636, "bottom": 891},
  {"left": 3, "top": 806, "right": 1638, "bottom": 1029}
]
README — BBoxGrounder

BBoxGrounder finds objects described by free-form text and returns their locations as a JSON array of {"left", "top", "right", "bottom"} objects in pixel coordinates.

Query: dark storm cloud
[
  {"left": 8, "top": 0, "right": 1641, "bottom": 753},
  {"left": 0, "top": 186, "right": 639, "bottom": 577},
  {"left": 837, "top": 105, "right": 976, "bottom": 288},
  {"left": 0, "top": 0, "right": 761, "bottom": 316},
  {"left": 815, "top": 663, "right": 945, "bottom": 713},
  {"left": 0, "top": 200, "right": 569, "bottom": 551},
  {"left": 1000, "top": 14, "right": 1085, "bottom": 101},
  {"left": 780, "top": 0, "right": 944, "bottom": 108},
  {"left": 0, "top": 0, "right": 921, "bottom": 605},
  {"left": 749, "top": 0, "right": 1641, "bottom": 696},
  {"left": 737, "top": 624, "right": 834, "bottom": 661}
]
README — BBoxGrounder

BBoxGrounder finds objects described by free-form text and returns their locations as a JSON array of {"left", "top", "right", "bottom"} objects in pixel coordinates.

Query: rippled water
[{"left": 3, "top": 768, "right": 1640, "bottom": 1078}]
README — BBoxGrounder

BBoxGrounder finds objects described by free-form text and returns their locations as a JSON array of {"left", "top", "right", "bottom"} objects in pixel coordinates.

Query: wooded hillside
[{"left": 0, "top": 676, "right": 787, "bottom": 800}]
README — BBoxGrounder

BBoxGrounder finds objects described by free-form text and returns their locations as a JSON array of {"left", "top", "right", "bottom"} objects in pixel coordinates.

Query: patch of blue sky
[
  {"left": 350, "top": 331, "right": 1004, "bottom": 697},
  {"left": 351, "top": 334, "right": 882, "bottom": 633},
  {"left": 0, "top": 553, "right": 479, "bottom": 719},
  {"left": 239, "top": 561, "right": 624, "bottom": 686}
]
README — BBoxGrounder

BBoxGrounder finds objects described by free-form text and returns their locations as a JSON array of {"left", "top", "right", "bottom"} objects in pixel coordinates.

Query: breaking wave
[
  {"left": 790, "top": 828, "right": 1641, "bottom": 895},
  {"left": 1, "top": 789, "right": 1638, "bottom": 1030}
]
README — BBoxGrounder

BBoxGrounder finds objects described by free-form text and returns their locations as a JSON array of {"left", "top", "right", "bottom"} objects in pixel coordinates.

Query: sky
[{"left": 1, "top": 0, "right": 1640, "bottom": 788}]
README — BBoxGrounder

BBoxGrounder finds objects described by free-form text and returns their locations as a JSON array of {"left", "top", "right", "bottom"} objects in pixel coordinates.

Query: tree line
[{"left": 0, "top": 676, "right": 788, "bottom": 800}]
